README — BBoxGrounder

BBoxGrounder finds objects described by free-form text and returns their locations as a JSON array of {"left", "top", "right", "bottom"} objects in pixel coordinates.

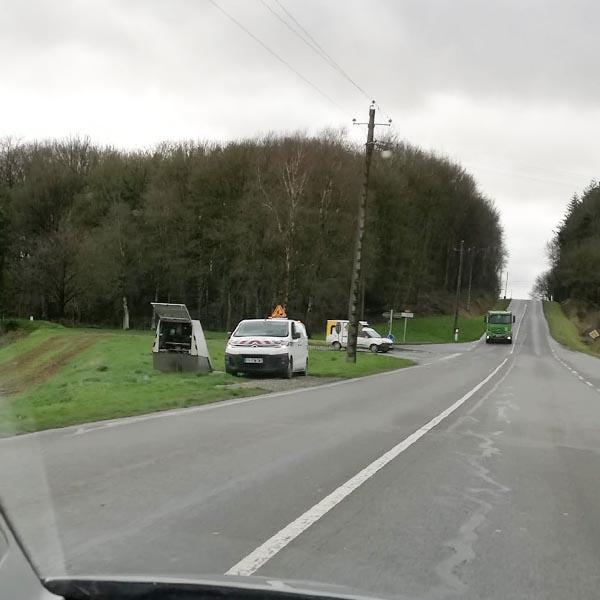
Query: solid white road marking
[
  {"left": 0, "top": 362, "right": 416, "bottom": 442},
  {"left": 0, "top": 362, "right": 415, "bottom": 440},
  {"left": 437, "top": 353, "right": 463, "bottom": 362},
  {"left": 225, "top": 357, "right": 509, "bottom": 576},
  {"left": 510, "top": 302, "right": 528, "bottom": 355}
]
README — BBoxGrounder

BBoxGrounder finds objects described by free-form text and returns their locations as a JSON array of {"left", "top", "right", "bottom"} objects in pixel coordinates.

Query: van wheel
[
  {"left": 284, "top": 358, "right": 293, "bottom": 379},
  {"left": 369, "top": 344, "right": 379, "bottom": 353},
  {"left": 332, "top": 341, "right": 341, "bottom": 351}
]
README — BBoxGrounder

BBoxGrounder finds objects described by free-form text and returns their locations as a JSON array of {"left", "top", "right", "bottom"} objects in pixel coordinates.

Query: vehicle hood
[
  {"left": 371, "top": 337, "right": 393, "bottom": 344},
  {"left": 44, "top": 574, "right": 412, "bottom": 600},
  {"left": 228, "top": 336, "right": 288, "bottom": 347}
]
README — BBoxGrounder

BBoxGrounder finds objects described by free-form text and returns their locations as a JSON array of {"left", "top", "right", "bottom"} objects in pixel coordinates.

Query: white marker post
[
  {"left": 382, "top": 310, "right": 395, "bottom": 338},
  {"left": 400, "top": 310, "right": 414, "bottom": 343}
]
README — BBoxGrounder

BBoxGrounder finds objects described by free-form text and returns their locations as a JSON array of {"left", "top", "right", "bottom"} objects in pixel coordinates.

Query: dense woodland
[
  {"left": 535, "top": 181, "right": 600, "bottom": 304},
  {"left": 0, "top": 134, "right": 505, "bottom": 331}
]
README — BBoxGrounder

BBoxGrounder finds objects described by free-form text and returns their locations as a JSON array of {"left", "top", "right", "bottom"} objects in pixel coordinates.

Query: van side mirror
[
  {"left": 293, "top": 331, "right": 301, "bottom": 339},
  {"left": 513, "top": 316, "right": 516, "bottom": 323}
]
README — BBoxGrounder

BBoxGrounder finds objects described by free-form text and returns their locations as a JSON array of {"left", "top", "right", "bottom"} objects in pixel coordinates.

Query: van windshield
[
  {"left": 233, "top": 321, "right": 289, "bottom": 338},
  {"left": 488, "top": 314, "right": 512, "bottom": 324},
  {"left": 361, "top": 328, "right": 380, "bottom": 338}
]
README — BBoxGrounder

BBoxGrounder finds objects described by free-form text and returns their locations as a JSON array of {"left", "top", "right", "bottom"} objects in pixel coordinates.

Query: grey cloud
[{"left": 3, "top": 0, "right": 600, "bottom": 296}]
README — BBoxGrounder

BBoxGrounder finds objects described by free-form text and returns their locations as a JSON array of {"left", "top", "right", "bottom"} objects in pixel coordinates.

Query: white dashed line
[{"left": 550, "top": 347, "right": 599, "bottom": 396}]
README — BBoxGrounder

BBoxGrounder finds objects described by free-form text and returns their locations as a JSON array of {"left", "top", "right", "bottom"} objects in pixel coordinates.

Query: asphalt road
[{"left": 2, "top": 299, "right": 600, "bottom": 600}]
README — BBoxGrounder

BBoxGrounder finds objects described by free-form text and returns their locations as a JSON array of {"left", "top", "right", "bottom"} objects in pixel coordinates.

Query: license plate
[{"left": 244, "top": 357, "right": 263, "bottom": 364}]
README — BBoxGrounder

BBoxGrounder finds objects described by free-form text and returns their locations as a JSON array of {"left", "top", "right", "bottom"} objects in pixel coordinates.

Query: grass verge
[
  {"left": 543, "top": 301, "right": 598, "bottom": 356},
  {"left": 383, "top": 314, "right": 486, "bottom": 344},
  {"left": 309, "top": 351, "right": 410, "bottom": 378},
  {"left": 0, "top": 323, "right": 410, "bottom": 436},
  {"left": 372, "top": 298, "right": 513, "bottom": 344}
]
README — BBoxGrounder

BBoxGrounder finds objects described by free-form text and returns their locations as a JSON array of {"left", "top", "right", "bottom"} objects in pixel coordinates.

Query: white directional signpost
[
  {"left": 400, "top": 310, "right": 414, "bottom": 343},
  {"left": 382, "top": 309, "right": 414, "bottom": 343},
  {"left": 382, "top": 309, "right": 395, "bottom": 338}
]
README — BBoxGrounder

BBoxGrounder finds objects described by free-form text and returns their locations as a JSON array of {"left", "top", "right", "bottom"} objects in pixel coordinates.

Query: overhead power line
[
  {"left": 270, "top": 0, "right": 393, "bottom": 123},
  {"left": 271, "top": 0, "right": 372, "bottom": 103},
  {"left": 259, "top": 0, "right": 315, "bottom": 50},
  {"left": 209, "top": 0, "right": 347, "bottom": 114}
]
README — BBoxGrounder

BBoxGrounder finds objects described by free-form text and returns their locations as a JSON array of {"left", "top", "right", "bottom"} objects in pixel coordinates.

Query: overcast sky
[{"left": 2, "top": 0, "right": 599, "bottom": 298}]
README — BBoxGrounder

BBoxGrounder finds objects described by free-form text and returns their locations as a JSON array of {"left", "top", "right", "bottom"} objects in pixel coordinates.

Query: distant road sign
[
  {"left": 400, "top": 312, "right": 414, "bottom": 319},
  {"left": 382, "top": 311, "right": 403, "bottom": 319}
]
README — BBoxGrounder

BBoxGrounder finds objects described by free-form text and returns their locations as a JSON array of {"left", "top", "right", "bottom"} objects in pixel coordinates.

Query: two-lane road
[{"left": 2, "top": 299, "right": 600, "bottom": 599}]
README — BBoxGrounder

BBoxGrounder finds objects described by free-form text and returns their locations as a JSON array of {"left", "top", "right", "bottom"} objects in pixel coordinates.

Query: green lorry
[{"left": 485, "top": 310, "right": 515, "bottom": 344}]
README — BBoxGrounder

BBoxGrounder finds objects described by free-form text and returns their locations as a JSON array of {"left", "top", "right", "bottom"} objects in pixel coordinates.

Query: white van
[
  {"left": 225, "top": 318, "right": 308, "bottom": 378},
  {"left": 326, "top": 319, "right": 393, "bottom": 353}
]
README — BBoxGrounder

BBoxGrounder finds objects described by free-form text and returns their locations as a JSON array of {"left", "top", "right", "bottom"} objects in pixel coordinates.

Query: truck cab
[{"left": 485, "top": 310, "right": 516, "bottom": 344}]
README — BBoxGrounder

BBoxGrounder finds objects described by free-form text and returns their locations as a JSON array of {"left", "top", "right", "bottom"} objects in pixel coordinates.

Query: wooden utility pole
[
  {"left": 346, "top": 105, "right": 376, "bottom": 363},
  {"left": 466, "top": 246, "right": 475, "bottom": 312},
  {"left": 452, "top": 240, "right": 465, "bottom": 342}
]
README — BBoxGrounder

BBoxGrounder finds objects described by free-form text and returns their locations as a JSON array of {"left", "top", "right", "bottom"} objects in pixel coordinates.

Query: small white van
[
  {"left": 225, "top": 318, "right": 308, "bottom": 378},
  {"left": 326, "top": 319, "right": 393, "bottom": 353}
]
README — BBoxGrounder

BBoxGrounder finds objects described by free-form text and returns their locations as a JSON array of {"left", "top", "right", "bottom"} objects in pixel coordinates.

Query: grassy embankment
[
  {"left": 378, "top": 298, "right": 513, "bottom": 344},
  {"left": 0, "top": 320, "right": 410, "bottom": 436},
  {"left": 543, "top": 301, "right": 600, "bottom": 357},
  {"left": 309, "top": 299, "right": 512, "bottom": 345}
]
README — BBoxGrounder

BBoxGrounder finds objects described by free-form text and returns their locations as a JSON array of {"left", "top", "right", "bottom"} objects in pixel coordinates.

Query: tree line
[
  {"left": 0, "top": 133, "right": 505, "bottom": 332},
  {"left": 534, "top": 181, "right": 600, "bottom": 303}
]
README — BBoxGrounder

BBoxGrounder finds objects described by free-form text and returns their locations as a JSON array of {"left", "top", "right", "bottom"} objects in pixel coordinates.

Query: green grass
[
  {"left": 0, "top": 329, "right": 250, "bottom": 436},
  {"left": 378, "top": 298, "right": 513, "bottom": 344},
  {"left": 493, "top": 298, "right": 511, "bottom": 311},
  {"left": 386, "top": 315, "right": 485, "bottom": 344},
  {"left": 0, "top": 325, "right": 411, "bottom": 436},
  {"left": 0, "top": 318, "right": 64, "bottom": 334},
  {"left": 371, "top": 314, "right": 486, "bottom": 344},
  {"left": 316, "top": 299, "right": 513, "bottom": 346},
  {"left": 543, "top": 301, "right": 597, "bottom": 356},
  {"left": 308, "top": 351, "right": 410, "bottom": 378}
]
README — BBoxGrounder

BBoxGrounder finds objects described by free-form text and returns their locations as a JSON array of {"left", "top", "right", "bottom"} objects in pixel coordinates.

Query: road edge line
[
  {"left": 0, "top": 361, "right": 419, "bottom": 441},
  {"left": 225, "top": 356, "right": 509, "bottom": 577}
]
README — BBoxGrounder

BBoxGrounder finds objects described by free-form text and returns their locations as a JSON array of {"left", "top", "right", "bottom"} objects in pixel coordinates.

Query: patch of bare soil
[
  {"left": 0, "top": 336, "right": 70, "bottom": 375},
  {"left": 0, "top": 336, "right": 98, "bottom": 395}
]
